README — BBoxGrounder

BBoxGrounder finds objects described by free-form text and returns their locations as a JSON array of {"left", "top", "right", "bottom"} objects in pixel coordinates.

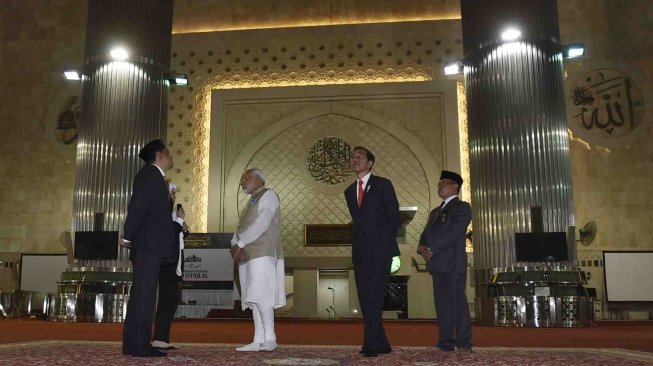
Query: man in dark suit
[
  {"left": 344, "top": 146, "right": 399, "bottom": 358},
  {"left": 120, "top": 139, "right": 177, "bottom": 358},
  {"left": 151, "top": 183, "right": 189, "bottom": 351},
  {"left": 418, "top": 170, "right": 473, "bottom": 353}
]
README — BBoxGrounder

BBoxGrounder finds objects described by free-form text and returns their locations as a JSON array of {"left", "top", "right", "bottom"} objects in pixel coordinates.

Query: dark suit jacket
[
  {"left": 419, "top": 197, "right": 471, "bottom": 274},
  {"left": 123, "top": 164, "right": 177, "bottom": 264},
  {"left": 345, "top": 174, "right": 400, "bottom": 261}
]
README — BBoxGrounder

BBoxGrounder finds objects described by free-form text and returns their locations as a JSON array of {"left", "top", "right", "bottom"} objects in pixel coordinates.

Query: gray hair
[{"left": 248, "top": 168, "right": 267, "bottom": 184}]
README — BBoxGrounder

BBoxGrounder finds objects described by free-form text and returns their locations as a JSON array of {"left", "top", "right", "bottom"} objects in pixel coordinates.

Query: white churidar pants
[{"left": 239, "top": 256, "right": 286, "bottom": 342}]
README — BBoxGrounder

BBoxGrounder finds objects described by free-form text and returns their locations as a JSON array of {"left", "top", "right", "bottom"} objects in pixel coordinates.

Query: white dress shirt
[
  {"left": 172, "top": 211, "right": 185, "bottom": 276},
  {"left": 441, "top": 195, "right": 458, "bottom": 209}
]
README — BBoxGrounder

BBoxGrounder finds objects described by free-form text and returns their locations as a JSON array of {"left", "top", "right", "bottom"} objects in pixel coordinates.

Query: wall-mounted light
[
  {"left": 444, "top": 61, "right": 463, "bottom": 75},
  {"left": 501, "top": 27, "right": 522, "bottom": 42},
  {"left": 169, "top": 73, "right": 189, "bottom": 86},
  {"left": 110, "top": 47, "right": 129, "bottom": 61},
  {"left": 562, "top": 43, "right": 585, "bottom": 59},
  {"left": 63, "top": 68, "right": 82, "bottom": 80}
]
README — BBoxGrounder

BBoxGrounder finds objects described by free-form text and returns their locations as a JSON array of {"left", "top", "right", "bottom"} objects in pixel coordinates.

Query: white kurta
[
  {"left": 231, "top": 189, "right": 286, "bottom": 310},
  {"left": 238, "top": 256, "right": 286, "bottom": 310}
]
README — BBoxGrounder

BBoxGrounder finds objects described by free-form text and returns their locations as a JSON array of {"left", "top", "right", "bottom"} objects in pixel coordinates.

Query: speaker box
[{"left": 384, "top": 283, "right": 407, "bottom": 317}]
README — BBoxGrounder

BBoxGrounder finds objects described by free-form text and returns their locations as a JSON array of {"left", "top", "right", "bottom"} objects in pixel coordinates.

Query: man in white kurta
[{"left": 231, "top": 168, "right": 285, "bottom": 352}]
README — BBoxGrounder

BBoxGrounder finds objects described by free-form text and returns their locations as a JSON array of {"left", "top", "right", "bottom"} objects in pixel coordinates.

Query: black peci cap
[
  {"left": 138, "top": 139, "right": 166, "bottom": 163},
  {"left": 440, "top": 170, "right": 463, "bottom": 186}
]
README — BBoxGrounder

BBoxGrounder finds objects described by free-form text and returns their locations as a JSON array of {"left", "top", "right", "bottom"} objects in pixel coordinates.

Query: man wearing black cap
[
  {"left": 120, "top": 139, "right": 177, "bottom": 358},
  {"left": 344, "top": 146, "right": 399, "bottom": 358},
  {"left": 418, "top": 170, "right": 473, "bottom": 353}
]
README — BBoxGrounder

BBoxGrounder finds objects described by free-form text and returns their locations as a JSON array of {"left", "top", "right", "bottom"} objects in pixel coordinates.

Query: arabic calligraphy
[
  {"left": 55, "top": 95, "right": 80, "bottom": 146},
  {"left": 305, "top": 224, "right": 353, "bottom": 246},
  {"left": 306, "top": 137, "right": 352, "bottom": 185},
  {"left": 570, "top": 69, "right": 643, "bottom": 138}
]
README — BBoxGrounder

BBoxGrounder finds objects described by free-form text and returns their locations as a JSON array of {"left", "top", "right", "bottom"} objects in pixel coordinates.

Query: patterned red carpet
[{"left": 1, "top": 341, "right": 653, "bottom": 366}]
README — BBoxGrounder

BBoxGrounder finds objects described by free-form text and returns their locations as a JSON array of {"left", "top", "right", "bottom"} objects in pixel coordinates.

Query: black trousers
[
  {"left": 122, "top": 250, "right": 163, "bottom": 354},
  {"left": 153, "top": 262, "right": 181, "bottom": 343},
  {"left": 432, "top": 271, "right": 472, "bottom": 349},
  {"left": 354, "top": 257, "right": 392, "bottom": 353}
]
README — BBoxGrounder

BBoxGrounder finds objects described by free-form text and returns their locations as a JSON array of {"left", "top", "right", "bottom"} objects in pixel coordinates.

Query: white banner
[{"left": 183, "top": 248, "right": 234, "bottom": 282}]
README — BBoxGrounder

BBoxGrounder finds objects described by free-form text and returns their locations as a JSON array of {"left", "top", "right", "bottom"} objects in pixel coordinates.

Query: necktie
[
  {"left": 429, "top": 201, "right": 446, "bottom": 227},
  {"left": 358, "top": 180, "right": 365, "bottom": 208}
]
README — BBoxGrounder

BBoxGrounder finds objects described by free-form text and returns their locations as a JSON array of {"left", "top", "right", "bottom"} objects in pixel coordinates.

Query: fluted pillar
[
  {"left": 461, "top": 0, "right": 574, "bottom": 270},
  {"left": 73, "top": 0, "right": 173, "bottom": 266}
]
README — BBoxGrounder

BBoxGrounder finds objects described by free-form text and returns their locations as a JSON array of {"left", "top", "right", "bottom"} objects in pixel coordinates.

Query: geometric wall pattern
[
  {"left": 168, "top": 20, "right": 462, "bottom": 231},
  {"left": 236, "top": 113, "right": 431, "bottom": 257}
]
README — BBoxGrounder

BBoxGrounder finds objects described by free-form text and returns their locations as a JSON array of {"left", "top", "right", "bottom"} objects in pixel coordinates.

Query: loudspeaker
[
  {"left": 530, "top": 206, "right": 543, "bottom": 233},
  {"left": 93, "top": 212, "right": 105, "bottom": 232},
  {"left": 384, "top": 278, "right": 407, "bottom": 318}
]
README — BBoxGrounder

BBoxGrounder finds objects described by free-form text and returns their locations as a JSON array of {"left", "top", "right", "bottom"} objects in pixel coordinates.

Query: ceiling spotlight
[
  {"left": 501, "top": 28, "right": 522, "bottom": 41},
  {"left": 63, "top": 68, "right": 81, "bottom": 80},
  {"left": 562, "top": 43, "right": 585, "bottom": 59},
  {"left": 169, "top": 73, "right": 189, "bottom": 86},
  {"left": 443, "top": 61, "right": 462, "bottom": 75},
  {"left": 110, "top": 47, "right": 129, "bottom": 61}
]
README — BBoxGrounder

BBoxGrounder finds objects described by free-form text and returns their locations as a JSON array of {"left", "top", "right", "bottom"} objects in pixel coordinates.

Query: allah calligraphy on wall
[
  {"left": 55, "top": 95, "right": 80, "bottom": 147},
  {"left": 568, "top": 68, "right": 646, "bottom": 148},
  {"left": 306, "top": 137, "right": 352, "bottom": 186},
  {"left": 47, "top": 91, "right": 80, "bottom": 160}
]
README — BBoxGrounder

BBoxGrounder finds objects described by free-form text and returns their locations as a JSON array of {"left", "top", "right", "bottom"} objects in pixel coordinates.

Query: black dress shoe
[
  {"left": 132, "top": 348, "right": 167, "bottom": 357},
  {"left": 362, "top": 351, "right": 378, "bottom": 357},
  {"left": 435, "top": 345, "right": 455, "bottom": 352},
  {"left": 359, "top": 347, "right": 391, "bottom": 355}
]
